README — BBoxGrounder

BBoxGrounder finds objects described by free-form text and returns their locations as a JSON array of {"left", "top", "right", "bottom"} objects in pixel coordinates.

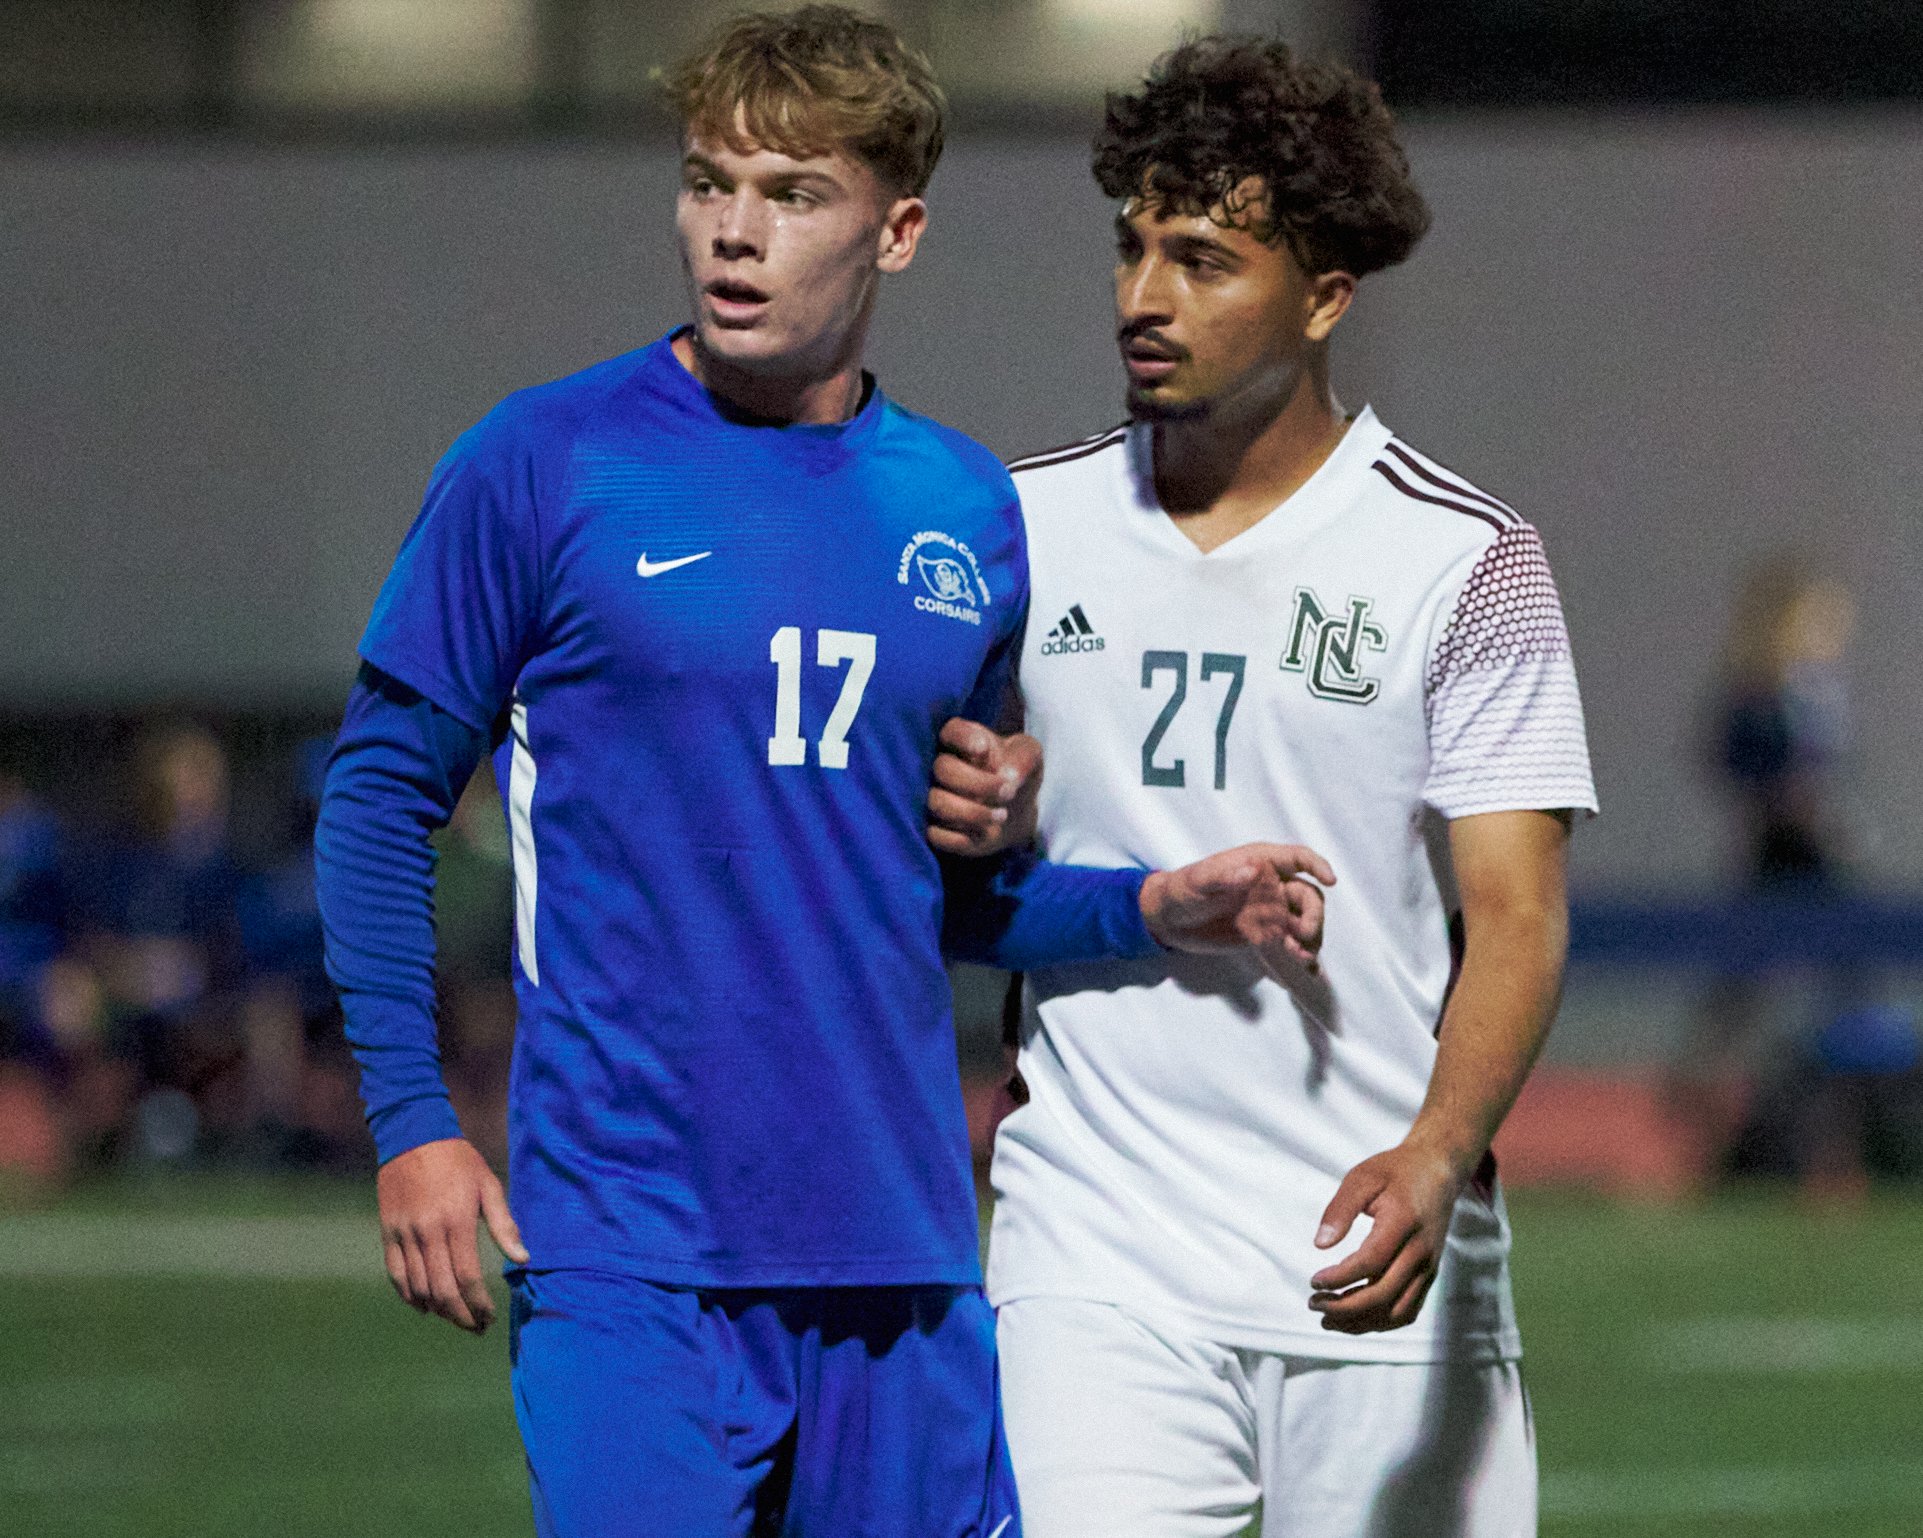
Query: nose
[
  {"left": 1117, "top": 252, "right": 1174, "bottom": 330},
  {"left": 713, "top": 188, "right": 768, "bottom": 262}
]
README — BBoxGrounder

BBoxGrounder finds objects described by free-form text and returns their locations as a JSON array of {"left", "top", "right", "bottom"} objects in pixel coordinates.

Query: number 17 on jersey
[{"left": 768, "top": 625, "right": 877, "bottom": 770}]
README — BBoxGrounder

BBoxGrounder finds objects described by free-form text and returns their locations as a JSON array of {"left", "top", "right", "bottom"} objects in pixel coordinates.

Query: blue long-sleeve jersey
[{"left": 316, "top": 333, "right": 1157, "bottom": 1287}]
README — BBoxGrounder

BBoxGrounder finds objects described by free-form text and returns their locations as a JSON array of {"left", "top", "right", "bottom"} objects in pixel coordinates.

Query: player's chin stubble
[{"left": 1126, "top": 387, "right": 1212, "bottom": 422}]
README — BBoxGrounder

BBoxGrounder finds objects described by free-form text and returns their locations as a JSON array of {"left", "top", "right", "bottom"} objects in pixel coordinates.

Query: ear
[
  {"left": 876, "top": 195, "right": 928, "bottom": 274},
  {"left": 1304, "top": 269, "right": 1357, "bottom": 342}
]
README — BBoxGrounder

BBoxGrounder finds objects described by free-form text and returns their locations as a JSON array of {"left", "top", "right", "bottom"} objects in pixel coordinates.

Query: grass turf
[
  {"left": 2, "top": 1178, "right": 1920, "bottom": 1536},
  {"left": 1518, "top": 1189, "right": 1923, "bottom": 1537}
]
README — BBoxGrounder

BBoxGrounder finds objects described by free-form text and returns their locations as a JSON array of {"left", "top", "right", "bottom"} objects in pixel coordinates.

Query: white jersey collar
[{"left": 1120, "top": 405, "right": 1394, "bottom": 560}]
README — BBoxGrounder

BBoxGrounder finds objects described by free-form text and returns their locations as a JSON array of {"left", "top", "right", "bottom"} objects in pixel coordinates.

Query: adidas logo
[{"left": 1039, "top": 604, "right": 1105, "bottom": 656}]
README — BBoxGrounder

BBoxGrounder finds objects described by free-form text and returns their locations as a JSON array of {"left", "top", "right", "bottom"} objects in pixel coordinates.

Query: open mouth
[{"left": 705, "top": 277, "right": 771, "bottom": 326}]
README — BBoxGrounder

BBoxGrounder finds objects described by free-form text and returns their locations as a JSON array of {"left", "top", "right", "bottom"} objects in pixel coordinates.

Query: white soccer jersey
[{"left": 986, "top": 407, "right": 1598, "bottom": 1364}]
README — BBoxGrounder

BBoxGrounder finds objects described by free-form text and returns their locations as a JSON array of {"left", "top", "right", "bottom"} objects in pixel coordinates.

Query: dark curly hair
[{"left": 1094, "top": 37, "right": 1430, "bottom": 277}]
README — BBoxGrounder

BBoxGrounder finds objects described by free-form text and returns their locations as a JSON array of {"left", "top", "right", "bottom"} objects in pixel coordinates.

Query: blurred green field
[{"left": 3, "top": 1178, "right": 1921, "bottom": 1537}]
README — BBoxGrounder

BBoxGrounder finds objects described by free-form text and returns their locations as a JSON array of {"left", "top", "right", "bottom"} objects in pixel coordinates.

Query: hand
[
  {"left": 1307, "top": 1140, "right": 1468, "bottom": 1334},
  {"left": 926, "top": 719, "right": 1042, "bottom": 857},
  {"left": 376, "top": 1137, "right": 529, "bottom": 1333},
  {"left": 1139, "top": 843, "right": 1335, "bottom": 973}
]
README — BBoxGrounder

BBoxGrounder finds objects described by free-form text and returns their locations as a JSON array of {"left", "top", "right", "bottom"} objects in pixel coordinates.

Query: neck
[
  {"left": 1151, "top": 352, "right": 1348, "bottom": 545},
  {"left": 673, "top": 307, "right": 873, "bottom": 427}
]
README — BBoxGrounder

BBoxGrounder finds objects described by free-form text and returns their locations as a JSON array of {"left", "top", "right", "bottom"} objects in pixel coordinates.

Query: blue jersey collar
[{"left": 649, "top": 327, "right": 885, "bottom": 463}]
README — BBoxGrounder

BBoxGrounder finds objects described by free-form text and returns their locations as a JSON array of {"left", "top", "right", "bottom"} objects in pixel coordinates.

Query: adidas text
[{"left": 1040, "top": 634, "right": 1105, "bottom": 656}]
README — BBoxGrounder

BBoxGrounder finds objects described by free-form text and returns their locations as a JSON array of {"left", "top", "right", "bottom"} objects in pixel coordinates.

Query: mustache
[{"left": 1117, "top": 321, "right": 1187, "bottom": 361}]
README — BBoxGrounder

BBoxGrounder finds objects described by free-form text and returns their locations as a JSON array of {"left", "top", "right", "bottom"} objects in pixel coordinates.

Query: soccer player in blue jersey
[{"left": 314, "top": 8, "right": 1333, "bottom": 1536}]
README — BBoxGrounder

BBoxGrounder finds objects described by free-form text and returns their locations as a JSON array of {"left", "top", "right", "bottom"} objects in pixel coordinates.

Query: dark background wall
[{"left": 4, "top": 115, "right": 1919, "bottom": 888}]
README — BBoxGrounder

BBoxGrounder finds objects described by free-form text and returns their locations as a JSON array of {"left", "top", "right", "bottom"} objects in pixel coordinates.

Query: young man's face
[
  {"left": 677, "top": 124, "right": 923, "bottom": 383},
  {"left": 1113, "top": 179, "right": 1349, "bottom": 420}
]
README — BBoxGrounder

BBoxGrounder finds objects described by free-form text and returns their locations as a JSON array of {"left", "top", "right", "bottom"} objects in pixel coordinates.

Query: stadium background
[{"left": 2, "top": 1, "right": 1920, "bottom": 1533}]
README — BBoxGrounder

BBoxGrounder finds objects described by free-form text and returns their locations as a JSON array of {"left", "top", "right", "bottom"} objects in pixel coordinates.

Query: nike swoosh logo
[
  {"left": 636, "top": 551, "right": 712, "bottom": 578},
  {"left": 986, "top": 1518, "right": 1012, "bottom": 1538}
]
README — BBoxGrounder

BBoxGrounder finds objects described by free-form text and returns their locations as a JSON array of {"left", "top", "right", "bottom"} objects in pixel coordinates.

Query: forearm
[
  {"left": 940, "top": 849, "right": 1160, "bottom": 971},
  {"left": 1406, "top": 902, "right": 1568, "bottom": 1178},
  {"left": 315, "top": 666, "right": 487, "bottom": 1163}
]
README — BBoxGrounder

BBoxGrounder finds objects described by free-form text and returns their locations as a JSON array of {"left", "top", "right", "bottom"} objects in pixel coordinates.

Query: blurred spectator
[
  {"left": 1677, "top": 556, "right": 1907, "bottom": 1196},
  {"left": 0, "top": 723, "right": 521, "bottom": 1186},
  {"left": 28, "top": 956, "right": 134, "bottom": 1180},
  {"left": 0, "top": 770, "right": 67, "bottom": 1062},
  {"left": 0, "top": 765, "right": 142, "bottom": 1189},
  {"left": 72, "top": 723, "right": 246, "bottom": 1163},
  {"left": 1714, "top": 555, "right": 1856, "bottom": 890},
  {"left": 0, "top": 771, "right": 75, "bottom": 1190}
]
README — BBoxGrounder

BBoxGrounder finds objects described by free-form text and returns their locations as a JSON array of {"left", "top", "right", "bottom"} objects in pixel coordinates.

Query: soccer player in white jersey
[{"left": 928, "top": 36, "right": 1598, "bottom": 1537}]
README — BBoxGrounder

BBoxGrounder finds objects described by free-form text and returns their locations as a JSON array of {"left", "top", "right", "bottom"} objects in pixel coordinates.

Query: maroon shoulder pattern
[{"left": 1426, "top": 524, "right": 1570, "bottom": 694}]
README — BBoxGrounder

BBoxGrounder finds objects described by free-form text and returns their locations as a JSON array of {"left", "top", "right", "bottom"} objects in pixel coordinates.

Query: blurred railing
[{"left": 1569, "top": 897, "right": 1923, "bottom": 970}]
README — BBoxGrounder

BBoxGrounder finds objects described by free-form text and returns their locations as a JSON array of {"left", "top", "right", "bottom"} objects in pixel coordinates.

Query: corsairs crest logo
[
  {"left": 1279, "top": 587, "right": 1387, "bottom": 704},
  {"left": 916, "top": 555, "right": 972, "bottom": 603},
  {"left": 897, "top": 531, "right": 990, "bottom": 625}
]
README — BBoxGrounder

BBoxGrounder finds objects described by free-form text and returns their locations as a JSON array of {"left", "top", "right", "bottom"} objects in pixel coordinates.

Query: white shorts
[{"left": 997, "top": 1296, "right": 1537, "bottom": 1538}]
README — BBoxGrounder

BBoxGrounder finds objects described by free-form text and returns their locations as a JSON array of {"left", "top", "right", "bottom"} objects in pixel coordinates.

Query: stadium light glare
[
  {"left": 244, "top": 0, "right": 537, "bottom": 110},
  {"left": 935, "top": 0, "right": 1223, "bottom": 102},
  {"left": 1048, "top": 0, "right": 1222, "bottom": 25}
]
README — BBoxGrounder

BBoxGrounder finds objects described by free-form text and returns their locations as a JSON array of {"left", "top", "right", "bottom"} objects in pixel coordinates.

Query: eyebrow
[
  {"left": 1116, "top": 213, "right": 1243, "bottom": 265},
  {"left": 1164, "top": 231, "right": 1242, "bottom": 264},
  {"left": 765, "top": 169, "right": 844, "bottom": 193},
  {"left": 682, "top": 153, "right": 844, "bottom": 194}
]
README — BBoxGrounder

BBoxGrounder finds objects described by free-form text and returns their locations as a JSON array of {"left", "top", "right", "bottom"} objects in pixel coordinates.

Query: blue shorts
[{"left": 507, "top": 1270, "right": 1020, "bottom": 1538}]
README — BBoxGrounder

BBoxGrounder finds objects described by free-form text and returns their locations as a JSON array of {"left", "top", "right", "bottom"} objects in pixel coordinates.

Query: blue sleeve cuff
[
  {"left": 369, "top": 1094, "right": 465, "bottom": 1167},
  {"left": 942, "top": 854, "right": 1164, "bottom": 971},
  {"left": 1104, "top": 867, "right": 1162, "bottom": 959}
]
